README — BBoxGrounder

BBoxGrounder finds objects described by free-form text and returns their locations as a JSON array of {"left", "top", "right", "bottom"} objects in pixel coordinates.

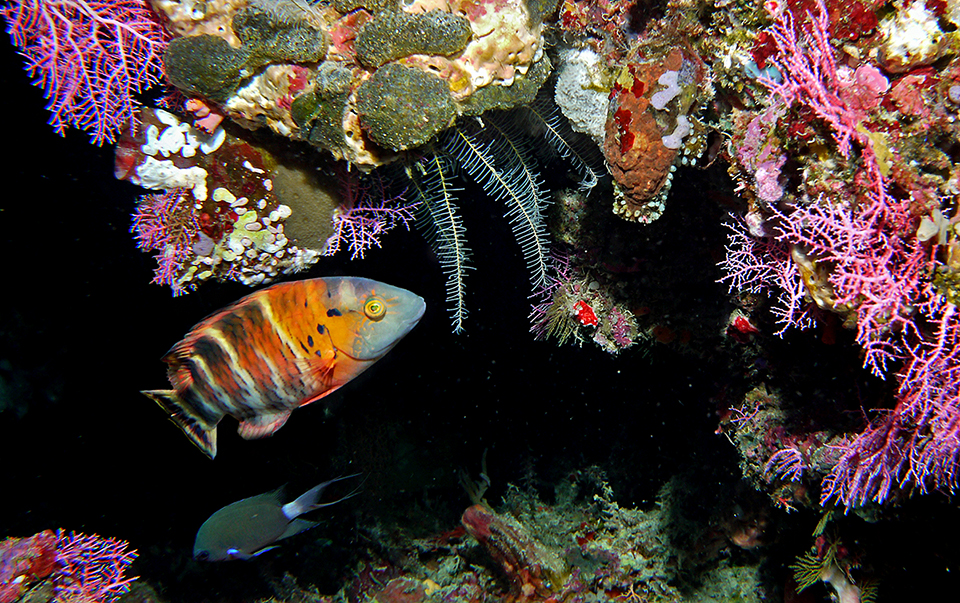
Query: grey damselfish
[{"left": 194, "top": 475, "right": 360, "bottom": 561}]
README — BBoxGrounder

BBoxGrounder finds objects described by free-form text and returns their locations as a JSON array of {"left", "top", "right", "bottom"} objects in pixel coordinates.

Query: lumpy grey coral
[
  {"left": 355, "top": 10, "right": 473, "bottom": 68},
  {"left": 355, "top": 63, "right": 457, "bottom": 151},
  {"left": 290, "top": 63, "right": 356, "bottom": 153},
  {"left": 164, "top": 7, "right": 327, "bottom": 103}
]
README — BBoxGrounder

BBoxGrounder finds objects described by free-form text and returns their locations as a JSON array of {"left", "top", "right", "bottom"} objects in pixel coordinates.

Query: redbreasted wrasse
[
  {"left": 143, "top": 277, "right": 425, "bottom": 458},
  {"left": 194, "top": 475, "right": 361, "bottom": 561}
]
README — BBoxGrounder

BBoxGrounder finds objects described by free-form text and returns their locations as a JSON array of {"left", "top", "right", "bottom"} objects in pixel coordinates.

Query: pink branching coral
[
  {"left": 1, "top": 0, "right": 168, "bottom": 145},
  {"left": 823, "top": 299, "right": 960, "bottom": 507},
  {"left": 721, "top": 0, "right": 960, "bottom": 508},
  {"left": 764, "top": 447, "right": 806, "bottom": 483},
  {"left": 131, "top": 189, "right": 199, "bottom": 295},
  {"left": 717, "top": 217, "right": 812, "bottom": 334},
  {"left": 54, "top": 530, "right": 137, "bottom": 603},
  {"left": 775, "top": 195, "right": 929, "bottom": 377},
  {"left": 0, "top": 530, "right": 137, "bottom": 603},
  {"left": 749, "top": 0, "right": 924, "bottom": 373},
  {"left": 759, "top": 0, "right": 866, "bottom": 159},
  {"left": 759, "top": 0, "right": 889, "bottom": 206},
  {"left": 322, "top": 170, "right": 417, "bottom": 260}
]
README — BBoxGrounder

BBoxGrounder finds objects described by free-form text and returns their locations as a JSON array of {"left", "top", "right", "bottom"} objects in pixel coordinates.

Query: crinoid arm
[
  {"left": 443, "top": 121, "right": 551, "bottom": 290},
  {"left": 524, "top": 93, "right": 604, "bottom": 192},
  {"left": 407, "top": 154, "right": 472, "bottom": 333}
]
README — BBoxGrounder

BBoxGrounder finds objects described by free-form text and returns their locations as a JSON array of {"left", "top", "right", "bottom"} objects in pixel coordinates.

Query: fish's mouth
[{"left": 410, "top": 296, "right": 427, "bottom": 324}]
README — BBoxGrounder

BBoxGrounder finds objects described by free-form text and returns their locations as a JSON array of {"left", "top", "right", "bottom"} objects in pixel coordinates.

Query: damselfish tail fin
[
  {"left": 142, "top": 389, "right": 218, "bottom": 459},
  {"left": 282, "top": 474, "right": 363, "bottom": 519}
]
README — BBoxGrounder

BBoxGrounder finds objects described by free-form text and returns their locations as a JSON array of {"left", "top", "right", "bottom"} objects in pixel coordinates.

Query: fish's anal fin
[
  {"left": 237, "top": 410, "right": 292, "bottom": 440},
  {"left": 142, "top": 389, "right": 218, "bottom": 459},
  {"left": 278, "top": 518, "right": 319, "bottom": 541}
]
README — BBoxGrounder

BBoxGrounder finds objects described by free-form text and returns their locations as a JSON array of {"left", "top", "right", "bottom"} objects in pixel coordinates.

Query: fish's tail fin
[
  {"left": 282, "top": 474, "right": 364, "bottom": 519},
  {"left": 142, "top": 389, "right": 218, "bottom": 459}
]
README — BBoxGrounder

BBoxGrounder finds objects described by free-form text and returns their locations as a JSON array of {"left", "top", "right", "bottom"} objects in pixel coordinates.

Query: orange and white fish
[{"left": 143, "top": 277, "right": 425, "bottom": 458}]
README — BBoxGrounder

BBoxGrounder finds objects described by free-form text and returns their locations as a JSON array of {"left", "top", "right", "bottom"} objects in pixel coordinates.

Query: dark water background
[{"left": 2, "top": 33, "right": 958, "bottom": 601}]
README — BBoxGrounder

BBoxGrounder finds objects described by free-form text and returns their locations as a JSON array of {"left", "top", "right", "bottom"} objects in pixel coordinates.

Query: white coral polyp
[
  {"left": 457, "top": 0, "right": 542, "bottom": 89},
  {"left": 881, "top": 0, "right": 945, "bottom": 70}
]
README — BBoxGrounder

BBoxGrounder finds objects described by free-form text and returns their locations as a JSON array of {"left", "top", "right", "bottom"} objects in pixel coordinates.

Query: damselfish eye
[{"left": 364, "top": 298, "right": 386, "bottom": 320}]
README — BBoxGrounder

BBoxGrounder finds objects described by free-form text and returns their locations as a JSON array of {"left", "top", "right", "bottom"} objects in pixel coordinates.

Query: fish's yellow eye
[{"left": 364, "top": 298, "right": 386, "bottom": 321}]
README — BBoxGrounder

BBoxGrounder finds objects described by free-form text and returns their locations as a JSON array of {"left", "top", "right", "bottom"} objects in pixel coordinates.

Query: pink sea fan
[
  {"left": 822, "top": 299, "right": 960, "bottom": 507},
  {"left": 758, "top": 0, "right": 861, "bottom": 158},
  {"left": 765, "top": 447, "right": 806, "bottom": 483},
  {"left": 54, "top": 530, "right": 137, "bottom": 603},
  {"left": 131, "top": 189, "right": 199, "bottom": 295},
  {"left": 1, "top": 0, "right": 168, "bottom": 145},
  {"left": 774, "top": 194, "right": 928, "bottom": 377},
  {"left": 322, "top": 170, "right": 417, "bottom": 260},
  {"left": 717, "top": 217, "right": 813, "bottom": 334}
]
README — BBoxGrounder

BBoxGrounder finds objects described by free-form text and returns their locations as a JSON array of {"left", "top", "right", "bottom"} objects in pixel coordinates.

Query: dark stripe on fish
[
  {"left": 179, "top": 384, "right": 222, "bottom": 425},
  {"left": 180, "top": 358, "right": 229, "bottom": 421},
  {"left": 217, "top": 302, "right": 285, "bottom": 395}
]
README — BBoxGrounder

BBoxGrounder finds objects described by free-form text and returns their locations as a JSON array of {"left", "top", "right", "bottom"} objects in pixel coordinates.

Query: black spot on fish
[
  {"left": 317, "top": 324, "right": 325, "bottom": 335},
  {"left": 307, "top": 335, "right": 314, "bottom": 347},
  {"left": 327, "top": 308, "right": 342, "bottom": 317}
]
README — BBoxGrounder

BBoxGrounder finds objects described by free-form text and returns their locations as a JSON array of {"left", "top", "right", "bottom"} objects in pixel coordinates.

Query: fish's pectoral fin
[
  {"left": 142, "top": 389, "right": 218, "bottom": 459},
  {"left": 237, "top": 410, "right": 292, "bottom": 440},
  {"left": 278, "top": 518, "right": 319, "bottom": 541},
  {"left": 291, "top": 354, "right": 343, "bottom": 408},
  {"left": 294, "top": 354, "right": 337, "bottom": 390}
]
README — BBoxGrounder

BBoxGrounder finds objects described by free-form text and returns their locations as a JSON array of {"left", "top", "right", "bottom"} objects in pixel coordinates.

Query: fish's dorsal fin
[
  {"left": 237, "top": 410, "right": 292, "bottom": 440},
  {"left": 142, "top": 389, "right": 218, "bottom": 458},
  {"left": 267, "top": 484, "right": 287, "bottom": 504}
]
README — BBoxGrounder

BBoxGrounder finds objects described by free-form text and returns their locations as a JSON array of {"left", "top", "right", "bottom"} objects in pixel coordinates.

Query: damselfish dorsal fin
[{"left": 142, "top": 389, "right": 218, "bottom": 458}]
